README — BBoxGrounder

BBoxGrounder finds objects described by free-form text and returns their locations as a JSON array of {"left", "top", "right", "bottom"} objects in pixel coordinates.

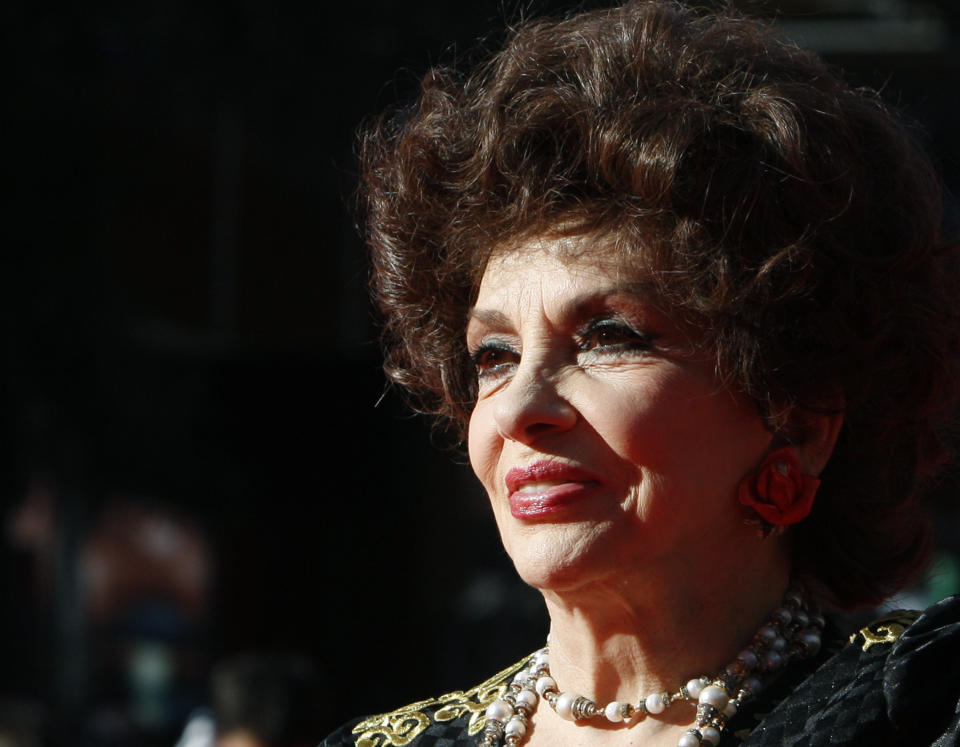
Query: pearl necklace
[{"left": 479, "top": 587, "right": 824, "bottom": 747}]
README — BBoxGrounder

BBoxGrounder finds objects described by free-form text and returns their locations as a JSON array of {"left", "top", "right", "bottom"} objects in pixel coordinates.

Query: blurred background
[{"left": 3, "top": 0, "right": 959, "bottom": 745}]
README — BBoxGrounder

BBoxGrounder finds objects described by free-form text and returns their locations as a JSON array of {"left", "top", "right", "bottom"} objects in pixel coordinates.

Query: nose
[{"left": 492, "top": 363, "right": 577, "bottom": 444}]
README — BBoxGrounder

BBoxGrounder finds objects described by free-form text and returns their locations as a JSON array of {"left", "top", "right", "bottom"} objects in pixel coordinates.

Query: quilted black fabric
[
  {"left": 738, "top": 623, "right": 893, "bottom": 744},
  {"left": 320, "top": 596, "right": 960, "bottom": 746},
  {"left": 740, "top": 596, "right": 960, "bottom": 746}
]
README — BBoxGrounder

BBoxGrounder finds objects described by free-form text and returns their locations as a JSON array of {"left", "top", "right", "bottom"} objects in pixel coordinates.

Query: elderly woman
[{"left": 323, "top": 1, "right": 960, "bottom": 745}]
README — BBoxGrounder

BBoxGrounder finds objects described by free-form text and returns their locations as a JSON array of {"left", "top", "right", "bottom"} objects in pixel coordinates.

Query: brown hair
[{"left": 358, "top": 0, "right": 960, "bottom": 608}]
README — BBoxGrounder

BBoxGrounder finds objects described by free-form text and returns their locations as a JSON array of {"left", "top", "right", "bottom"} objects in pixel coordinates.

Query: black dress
[{"left": 320, "top": 595, "right": 960, "bottom": 746}]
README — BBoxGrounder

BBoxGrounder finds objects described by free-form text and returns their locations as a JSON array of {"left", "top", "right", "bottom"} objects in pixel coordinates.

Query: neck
[
  {"left": 478, "top": 551, "right": 823, "bottom": 747},
  {"left": 539, "top": 543, "right": 791, "bottom": 704}
]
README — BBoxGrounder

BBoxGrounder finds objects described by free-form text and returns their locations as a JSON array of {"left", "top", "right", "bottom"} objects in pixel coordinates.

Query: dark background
[{"left": 4, "top": 1, "right": 960, "bottom": 745}]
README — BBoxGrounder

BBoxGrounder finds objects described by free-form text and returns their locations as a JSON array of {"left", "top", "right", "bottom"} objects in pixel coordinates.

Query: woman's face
[{"left": 466, "top": 238, "right": 775, "bottom": 593}]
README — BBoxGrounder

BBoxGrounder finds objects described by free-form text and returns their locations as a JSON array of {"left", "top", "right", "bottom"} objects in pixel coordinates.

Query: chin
[
  {"left": 505, "top": 532, "right": 619, "bottom": 594},
  {"left": 512, "top": 563, "right": 579, "bottom": 593}
]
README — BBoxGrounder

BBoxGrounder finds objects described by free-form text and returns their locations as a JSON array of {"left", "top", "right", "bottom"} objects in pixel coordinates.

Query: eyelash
[
  {"left": 470, "top": 340, "right": 519, "bottom": 380},
  {"left": 576, "top": 318, "right": 657, "bottom": 355},
  {"left": 469, "top": 319, "right": 657, "bottom": 380}
]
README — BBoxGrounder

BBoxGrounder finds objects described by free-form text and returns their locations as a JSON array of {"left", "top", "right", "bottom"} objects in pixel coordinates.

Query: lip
[{"left": 505, "top": 461, "right": 602, "bottom": 519}]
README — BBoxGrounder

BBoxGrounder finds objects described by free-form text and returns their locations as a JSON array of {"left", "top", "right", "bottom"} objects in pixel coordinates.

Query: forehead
[{"left": 476, "top": 234, "right": 652, "bottom": 297}]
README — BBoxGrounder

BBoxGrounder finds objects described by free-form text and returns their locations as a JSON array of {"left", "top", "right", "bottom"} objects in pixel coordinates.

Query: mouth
[
  {"left": 512, "top": 480, "right": 573, "bottom": 493},
  {"left": 504, "top": 462, "right": 601, "bottom": 519}
]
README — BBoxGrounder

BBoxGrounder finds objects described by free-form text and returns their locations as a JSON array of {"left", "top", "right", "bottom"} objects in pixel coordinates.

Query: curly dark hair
[{"left": 358, "top": 0, "right": 960, "bottom": 608}]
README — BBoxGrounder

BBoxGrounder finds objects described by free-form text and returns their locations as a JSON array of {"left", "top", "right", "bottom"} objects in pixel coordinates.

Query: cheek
[
  {"left": 467, "top": 403, "right": 498, "bottom": 487},
  {"left": 583, "top": 382, "right": 667, "bottom": 462},
  {"left": 597, "top": 377, "right": 770, "bottom": 485}
]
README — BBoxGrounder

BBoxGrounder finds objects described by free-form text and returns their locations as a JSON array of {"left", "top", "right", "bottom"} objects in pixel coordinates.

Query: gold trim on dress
[
  {"left": 352, "top": 655, "right": 533, "bottom": 746},
  {"left": 849, "top": 609, "right": 921, "bottom": 652}
]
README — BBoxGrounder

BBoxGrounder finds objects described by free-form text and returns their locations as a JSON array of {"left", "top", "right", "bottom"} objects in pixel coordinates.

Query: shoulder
[
  {"left": 319, "top": 654, "right": 532, "bottom": 747},
  {"left": 743, "top": 595, "right": 960, "bottom": 746}
]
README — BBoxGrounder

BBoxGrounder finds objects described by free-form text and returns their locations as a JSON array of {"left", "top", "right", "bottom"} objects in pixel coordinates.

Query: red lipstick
[{"left": 505, "top": 462, "right": 601, "bottom": 520}]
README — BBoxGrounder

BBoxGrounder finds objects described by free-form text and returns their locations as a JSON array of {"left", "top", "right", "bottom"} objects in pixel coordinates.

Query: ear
[{"left": 790, "top": 408, "right": 844, "bottom": 477}]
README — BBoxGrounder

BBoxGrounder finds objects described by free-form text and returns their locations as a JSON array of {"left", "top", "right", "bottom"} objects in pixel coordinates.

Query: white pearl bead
[
  {"left": 772, "top": 606, "right": 792, "bottom": 625},
  {"left": 701, "top": 725, "right": 722, "bottom": 745},
  {"left": 534, "top": 651, "right": 549, "bottom": 669},
  {"left": 743, "top": 677, "right": 763, "bottom": 695},
  {"left": 678, "top": 733, "right": 701, "bottom": 747},
  {"left": 698, "top": 685, "right": 729, "bottom": 711},
  {"left": 604, "top": 701, "right": 624, "bottom": 722},
  {"left": 802, "top": 631, "right": 822, "bottom": 655},
  {"left": 686, "top": 678, "right": 705, "bottom": 698},
  {"left": 756, "top": 625, "right": 778, "bottom": 646},
  {"left": 485, "top": 699, "right": 513, "bottom": 722},
  {"left": 645, "top": 693, "right": 666, "bottom": 715},
  {"left": 764, "top": 650, "right": 783, "bottom": 670},
  {"left": 505, "top": 717, "right": 527, "bottom": 738},
  {"left": 515, "top": 689, "right": 537, "bottom": 709},
  {"left": 556, "top": 692, "right": 578, "bottom": 721},
  {"left": 724, "top": 701, "right": 738, "bottom": 718},
  {"left": 737, "top": 649, "right": 759, "bottom": 670},
  {"left": 535, "top": 676, "right": 557, "bottom": 696}
]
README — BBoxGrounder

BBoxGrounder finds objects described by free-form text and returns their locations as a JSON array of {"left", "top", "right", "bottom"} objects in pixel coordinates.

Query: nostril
[
  {"left": 493, "top": 375, "right": 577, "bottom": 443},
  {"left": 523, "top": 421, "right": 565, "bottom": 439}
]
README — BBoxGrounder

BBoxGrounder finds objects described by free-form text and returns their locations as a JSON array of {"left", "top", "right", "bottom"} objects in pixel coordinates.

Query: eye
[
  {"left": 577, "top": 318, "right": 656, "bottom": 355},
  {"left": 470, "top": 340, "right": 520, "bottom": 380}
]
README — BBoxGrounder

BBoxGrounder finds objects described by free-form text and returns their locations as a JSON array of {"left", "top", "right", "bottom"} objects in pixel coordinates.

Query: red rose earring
[{"left": 738, "top": 446, "right": 821, "bottom": 537}]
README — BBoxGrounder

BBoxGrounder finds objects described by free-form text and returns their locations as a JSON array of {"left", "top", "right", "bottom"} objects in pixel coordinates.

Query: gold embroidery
[
  {"left": 849, "top": 609, "right": 921, "bottom": 652},
  {"left": 352, "top": 655, "right": 532, "bottom": 746}
]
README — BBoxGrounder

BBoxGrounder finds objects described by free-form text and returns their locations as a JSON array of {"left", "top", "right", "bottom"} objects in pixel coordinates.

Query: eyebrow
[
  {"left": 567, "top": 283, "right": 656, "bottom": 315},
  {"left": 466, "top": 307, "right": 511, "bottom": 328}
]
